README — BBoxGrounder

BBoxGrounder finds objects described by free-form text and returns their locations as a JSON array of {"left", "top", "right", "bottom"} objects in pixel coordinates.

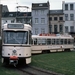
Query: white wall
[{"left": 62, "top": 1, "right": 75, "bottom": 32}]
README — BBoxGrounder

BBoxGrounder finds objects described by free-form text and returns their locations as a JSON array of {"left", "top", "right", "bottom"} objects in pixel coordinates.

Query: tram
[
  {"left": 31, "top": 33, "right": 74, "bottom": 54},
  {"left": 2, "top": 23, "right": 32, "bottom": 66}
]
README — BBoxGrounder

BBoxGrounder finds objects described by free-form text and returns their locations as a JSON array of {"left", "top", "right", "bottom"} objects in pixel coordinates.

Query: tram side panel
[
  {"left": 31, "top": 44, "right": 74, "bottom": 54},
  {"left": 31, "top": 35, "right": 74, "bottom": 54}
]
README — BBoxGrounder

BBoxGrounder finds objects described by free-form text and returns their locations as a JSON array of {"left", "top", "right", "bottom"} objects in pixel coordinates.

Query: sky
[{"left": 1, "top": 0, "right": 75, "bottom": 12}]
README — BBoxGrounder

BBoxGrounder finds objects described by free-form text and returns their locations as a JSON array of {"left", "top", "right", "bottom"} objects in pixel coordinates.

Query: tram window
[
  {"left": 34, "top": 39, "right": 37, "bottom": 45},
  {"left": 68, "top": 39, "right": 71, "bottom": 44},
  {"left": 52, "top": 39, "right": 55, "bottom": 45},
  {"left": 60, "top": 39, "right": 63, "bottom": 44},
  {"left": 70, "top": 39, "right": 73, "bottom": 44},
  {"left": 47, "top": 39, "right": 51, "bottom": 45},
  {"left": 29, "top": 31, "right": 32, "bottom": 44},
  {"left": 41, "top": 39, "right": 46, "bottom": 45},
  {"left": 64, "top": 39, "right": 67, "bottom": 44},
  {"left": 31, "top": 39, "right": 33, "bottom": 45},
  {"left": 37, "top": 39, "right": 41, "bottom": 45},
  {"left": 56, "top": 39, "right": 60, "bottom": 45}
]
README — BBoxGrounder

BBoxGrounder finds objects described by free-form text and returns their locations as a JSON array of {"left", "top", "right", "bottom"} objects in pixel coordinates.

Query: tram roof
[{"left": 32, "top": 34, "right": 73, "bottom": 39}]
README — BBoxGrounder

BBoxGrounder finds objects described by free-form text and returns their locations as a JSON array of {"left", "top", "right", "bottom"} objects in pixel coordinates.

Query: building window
[
  {"left": 39, "top": 4, "right": 43, "bottom": 6},
  {"left": 41, "top": 28, "right": 45, "bottom": 33},
  {"left": 59, "top": 25, "right": 63, "bottom": 33},
  {"left": 65, "top": 26, "right": 68, "bottom": 33},
  {"left": 4, "top": 20, "right": 7, "bottom": 24},
  {"left": 35, "top": 10, "right": 38, "bottom": 15},
  {"left": 70, "top": 4, "right": 73, "bottom": 10},
  {"left": 70, "top": 14, "right": 74, "bottom": 20},
  {"left": 9, "top": 14, "right": 13, "bottom": 17},
  {"left": 41, "top": 18, "right": 45, "bottom": 24},
  {"left": 49, "top": 25, "right": 52, "bottom": 33},
  {"left": 11, "top": 19, "right": 15, "bottom": 23},
  {"left": 70, "top": 26, "right": 74, "bottom": 32},
  {"left": 54, "top": 17, "right": 57, "bottom": 21},
  {"left": 4, "top": 20, "right": 8, "bottom": 24},
  {"left": 54, "top": 25, "right": 58, "bottom": 34},
  {"left": 59, "top": 17, "right": 63, "bottom": 21},
  {"left": 65, "top": 14, "right": 68, "bottom": 20},
  {"left": 35, "top": 28, "right": 38, "bottom": 35},
  {"left": 65, "top": 4, "right": 68, "bottom": 10},
  {"left": 41, "top": 10, "right": 44, "bottom": 15},
  {"left": 49, "top": 17, "right": 52, "bottom": 21},
  {"left": 35, "top": 18, "right": 38, "bottom": 24}
]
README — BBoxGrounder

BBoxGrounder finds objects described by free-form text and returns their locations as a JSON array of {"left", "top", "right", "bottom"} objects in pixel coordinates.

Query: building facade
[
  {"left": 2, "top": 12, "right": 31, "bottom": 26},
  {"left": 2, "top": 5, "right": 9, "bottom": 13},
  {"left": 49, "top": 10, "right": 64, "bottom": 34},
  {"left": 62, "top": 1, "right": 75, "bottom": 34},
  {"left": 2, "top": 1, "right": 75, "bottom": 35},
  {"left": 32, "top": 1, "right": 50, "bottom": 35},
  {"left": 0, "top": 5, "right": 9, "bottom": 36}
]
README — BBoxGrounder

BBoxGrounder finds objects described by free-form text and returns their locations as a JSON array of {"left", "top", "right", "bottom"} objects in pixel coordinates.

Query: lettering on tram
[{"left": 7, "top": 24, "right": 24, "bottom": 29}]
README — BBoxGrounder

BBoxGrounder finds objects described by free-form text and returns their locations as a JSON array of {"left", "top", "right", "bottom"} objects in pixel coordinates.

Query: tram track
[{"left": 17, "top": 65, "right": 64, "bottom": 75}]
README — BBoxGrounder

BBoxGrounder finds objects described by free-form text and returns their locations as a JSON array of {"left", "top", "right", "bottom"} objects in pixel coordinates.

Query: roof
[
  {"left": 2, "top": 12, "right": 31, "bottom": 17},
  {"left": 32, "top": 3, "right": 49, "bottom": 7},
  {"left": 32, "top": 34, "right": 73, "bottom": 39},
  {"left": 32, "top": 1, "right": 49, "bottom": 9},
  {"left": 49, "top": 10, "right": 64, "bottom": 15}
]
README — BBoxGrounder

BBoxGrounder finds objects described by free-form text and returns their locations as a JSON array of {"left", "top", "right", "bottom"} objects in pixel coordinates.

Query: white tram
[
  {"left": 2, "top": 23, "right": 32, "bottom": 66},
  {"left": 31, "top": 33, "right": 74, "bottom": 54}
]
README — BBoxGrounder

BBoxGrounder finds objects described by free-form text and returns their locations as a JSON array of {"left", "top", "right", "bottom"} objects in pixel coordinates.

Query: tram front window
[{"left": 3, "top": 31, "right": 28, "bottom": 44}]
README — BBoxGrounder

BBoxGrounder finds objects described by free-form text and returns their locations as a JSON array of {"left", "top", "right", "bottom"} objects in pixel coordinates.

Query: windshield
[{"left": 3, "top": 31, "right": 28, "bottom": 44}]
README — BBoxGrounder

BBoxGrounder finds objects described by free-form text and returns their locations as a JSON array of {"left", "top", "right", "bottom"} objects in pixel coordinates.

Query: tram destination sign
[{"left": 7, "top": 24, "right": 24, "bottom": 29}]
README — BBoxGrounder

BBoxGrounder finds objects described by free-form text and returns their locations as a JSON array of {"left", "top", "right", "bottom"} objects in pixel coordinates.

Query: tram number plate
[{"left": 10, "top": 60, "right": 14, "bottom": 62}]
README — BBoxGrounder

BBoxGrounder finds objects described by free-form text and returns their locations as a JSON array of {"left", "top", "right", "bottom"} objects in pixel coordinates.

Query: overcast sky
[{"left": 1, "top": 0, "right": 75, "bottom": 12}]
